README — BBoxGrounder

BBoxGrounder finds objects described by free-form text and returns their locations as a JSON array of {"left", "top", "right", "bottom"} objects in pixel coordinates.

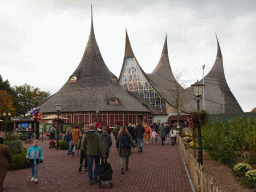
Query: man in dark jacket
[
  {"left": 0, "top": 137, "right": 11, "bottom": 192},
  {"left": 82, "top": 124, "right": 105, "bottom": 185},
  {"left": 153, "top": 123, "right": 159, "bottom": 133},
  {"left": 101, "top": 127, "right": 112, "bottom": 159},
  {"left": 113, "top": 123, "right": 121, "bottom": 141},
  {"left": 135, "top": 123, "right": 145, "bottom": 153}
]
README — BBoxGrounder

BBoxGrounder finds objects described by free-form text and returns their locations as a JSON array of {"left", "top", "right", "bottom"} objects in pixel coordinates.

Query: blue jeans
[
  {"left": 165, "top": 133, "right": 170, "bottom": 143},
  {"left": 87, "top": 154, "right": 100, "bottom": 181},
  {"left": 68, "top": 140, "right": 73, "bottom": 153},
  {"left": 137, "top": 138, "right": 143, "bottom": 151},
  {"left": 114, "top": 135, "right": 118, "bottom": 141},
  {"left": 31, "top": 164, "right": 38, "bottom": 179}
]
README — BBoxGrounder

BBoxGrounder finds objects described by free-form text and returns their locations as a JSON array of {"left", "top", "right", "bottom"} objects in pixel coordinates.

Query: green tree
[
  {"left": 15, "top": 84, "right": 50, "bottom": 116},
  {"left": 0, "top": 90, "right": 16, "bottom": 117}
]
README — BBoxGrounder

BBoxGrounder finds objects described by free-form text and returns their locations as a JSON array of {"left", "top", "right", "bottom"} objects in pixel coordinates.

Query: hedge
[
  {"left": 7, "top": 149, "right": 30, "bottom": 171},
  {"left": 5, "top": 140, "right": 23, "bottom": 154}
]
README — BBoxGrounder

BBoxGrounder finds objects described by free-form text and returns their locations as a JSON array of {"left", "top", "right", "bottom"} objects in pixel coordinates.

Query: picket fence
[{"left": 177, "top": 135, "right": 222, "bottom": 192}]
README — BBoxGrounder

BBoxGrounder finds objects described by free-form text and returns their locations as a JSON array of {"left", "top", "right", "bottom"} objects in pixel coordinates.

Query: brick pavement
[{"left": 3, "top": 135, "right": 192, "bottom": 192}]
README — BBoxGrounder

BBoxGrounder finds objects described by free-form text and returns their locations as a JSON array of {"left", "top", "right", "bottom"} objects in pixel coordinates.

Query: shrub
[
  {"left": 246, "top": 170, "right": 256, "bottom": 182},
  {"left": 4, "top": 132, "right": 18, "bottom": 142},
  {"left": 5, "top": 140, "right": 23, "bottom": 153},
  {"left": 7, "top": 149, "right": 30, "bottom": 171},
  {"left": 202, "top": 121, "right": 238, "bottom": 164},
  {"left": 234, "top": 163, "right": 253, "bottom": 174},
  {"left": 58, "top": 140, "right": 69, "bottom": 149}
]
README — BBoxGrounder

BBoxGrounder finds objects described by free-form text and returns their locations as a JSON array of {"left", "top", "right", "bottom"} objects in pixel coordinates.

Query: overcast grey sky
[{"left": 0, "top": 0, "right": 255, "bottom": 112}]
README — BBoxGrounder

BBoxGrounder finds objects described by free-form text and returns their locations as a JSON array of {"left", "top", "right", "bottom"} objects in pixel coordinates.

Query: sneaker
[
  {"left": 89, "top": 180, "right": 94, "bottom": 185},
  {"left": 84, "top": 168, "right": 88, "bottom": 171},
  {"left": 94, "top": 178, "right": 99, "bottom": 183},
  {"left": 31, "top": 177, "right": 35, "bottom": 182},
  {"left": 79, "top": 165, "right": 82, "bottom": 172},
  {"left": 121, "top": 168, "right": 124, "bottom": 174},
  {"left": 72, "top": 152, "right": 74, "bottom": 156},
  {"left": 68, "top": 152, "right": 70, "bottom": 155},
  {"left": 141, "top": 148, "right": 143, "bottom": 153},
  {"left": 125, "top": 167, "right": 129, "bottom": 171},
  {"left": 34, "top": 178, "right": 38, "bottom": 183}
]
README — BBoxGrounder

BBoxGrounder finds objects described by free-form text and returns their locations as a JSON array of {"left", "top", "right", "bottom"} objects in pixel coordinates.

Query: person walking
[
  {"left": 65, "top": 127, "right": 73, "bottom": 155},
  {"left": 151, "top": 129, "right": 158, "bottom": 146},
  {"left": 49, "top": 126, "right": 56, "bottom": 140},
  {"left": 116, "top": 126, "right": 136, "bottom": 174},
  {"left": 165, "top": 123, "right": 170, "bottom": 144},
  {"left": 113, "top": 123, "right": 121, "bottom": 141},
  {"left": 0, "top": 137, "right": 11, "bottom": 192},
  {"left": 78, "top": 125, "right": 89, "bottom": 172},
  {"left": 158, "top": 123, "right": 167, "bottom": 145},
  {"left": 82, "top": 124, "right": 105, "bottom": 185},
  {"left": 144, "top": 125, "right": 151, "bottom": 144},
  {"left": 95, "top": 119, "right": 101, "bottom": 130},
  {"left": 135, "top": 123, "right": 145, "bottom": 152},
  {"left": 26, "top": 139, "right": 43, "bottom": 183},
  {"left": 170, "top": 128, "right": 177, "bottom": 145},
  {"left": 127, "top": 123, "right": 136, "bottom": 142},
  {"left": 72, "top": 125, "right": 80, "bottom": 156},
  {"left": 101, "top": 126, "right": 112, "bottom": 159}
]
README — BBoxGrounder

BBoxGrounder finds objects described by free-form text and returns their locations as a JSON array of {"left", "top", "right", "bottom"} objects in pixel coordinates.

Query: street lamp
[
  {"left": 55, "top": 103, "right": 62, "bottom": 150},
  {"left": 191, "top": 80, "right": 205, "bottom": 165}
]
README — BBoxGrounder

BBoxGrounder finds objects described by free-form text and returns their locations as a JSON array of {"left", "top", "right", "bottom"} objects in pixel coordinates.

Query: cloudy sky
[{"left": 0, "top": 0, "right": 255, "bottom": 112}]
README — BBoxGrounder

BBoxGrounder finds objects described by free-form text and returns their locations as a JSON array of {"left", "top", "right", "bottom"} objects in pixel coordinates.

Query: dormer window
[
  {"left": 69, "top": 76, "right": 77, "bottom": 83},
  {"left": 109, "top": 98, "right": 119, "bottom": 105},
  {"left": 111, "top": 76, "right": 118, "bottom": 83}
]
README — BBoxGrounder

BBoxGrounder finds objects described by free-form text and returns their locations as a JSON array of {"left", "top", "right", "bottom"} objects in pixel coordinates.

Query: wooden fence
[{"left": 177, "top": 135, "right": 222, "bottom": 192}]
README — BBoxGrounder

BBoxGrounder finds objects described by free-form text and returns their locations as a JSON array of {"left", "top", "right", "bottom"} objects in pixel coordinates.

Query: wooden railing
[{"left": 177, "top": 135, "right": 222, "bottom": 192}]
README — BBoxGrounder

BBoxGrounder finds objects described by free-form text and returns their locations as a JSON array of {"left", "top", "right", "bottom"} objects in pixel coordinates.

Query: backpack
[
  {"left": 120, "top": 135, "right": 130, "bottom": 148},
  {"left": 146, "top": 127, "right": 151, "bottom": 133}
]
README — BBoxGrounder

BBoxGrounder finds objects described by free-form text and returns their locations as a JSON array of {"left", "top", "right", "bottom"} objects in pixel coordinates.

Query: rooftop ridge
[{"left": 124, "top": 29, "right": 135, "bottom": 58}]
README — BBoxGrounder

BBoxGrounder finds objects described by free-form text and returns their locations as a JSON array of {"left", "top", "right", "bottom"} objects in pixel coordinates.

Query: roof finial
[
  {"left": 162, "top": 33, "right": 168, "bottom": 55},
  {"left": 91, "top": 3, "right": 93, "bottom": 26},
  {"left": 215, "top": 34, "right": 222, "bottom": 58}
]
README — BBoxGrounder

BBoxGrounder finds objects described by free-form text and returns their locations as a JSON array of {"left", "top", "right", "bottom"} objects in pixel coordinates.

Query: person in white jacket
[{"left": 170, "top": 129, "right": 177, "bottom": 145}]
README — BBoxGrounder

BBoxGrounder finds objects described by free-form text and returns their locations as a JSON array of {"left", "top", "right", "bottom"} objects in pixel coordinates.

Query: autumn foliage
[{"left": 0, "top": 90, "right": 15, "bottom": 117}]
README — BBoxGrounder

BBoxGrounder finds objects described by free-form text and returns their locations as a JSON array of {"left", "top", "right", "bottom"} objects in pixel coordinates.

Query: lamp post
[
  {"left": 202, "top": 65, "right": 205, "bottom": 110},
  {"left": 55, "top": 103, "right": 62, "bottom": 150},
  {"left": 191, "top": 80, "right": 205, "bottom": 165}
]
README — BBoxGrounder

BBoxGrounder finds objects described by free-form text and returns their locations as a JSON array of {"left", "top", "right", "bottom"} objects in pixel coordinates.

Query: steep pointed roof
[
  {"left": 146, "top": 35, "right": 182, "bottom": 107},
  {"left": 124, "top": 30, "right": 135, "bottom": 58},
  {"left": 184, "top": 36, "right": 242, "bottom": 113},
  {"left": 40, "top": 7, "right": 150, "bottom": 114}
]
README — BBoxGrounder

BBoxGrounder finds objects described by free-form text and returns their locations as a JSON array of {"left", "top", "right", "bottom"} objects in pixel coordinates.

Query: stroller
[
  {"left": 49, "top": 139, "right": 56, "bottom": 149},
  {"left": 98, "top": 156, "right": 113, "bottom": 188}
]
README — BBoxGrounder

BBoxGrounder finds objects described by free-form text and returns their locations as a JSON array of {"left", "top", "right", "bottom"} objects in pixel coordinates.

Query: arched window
[
  {"left": 108, "top": 98, "right": 119, "bottom": 105},
  {"left": 69, "top": 76, "right": 77, "bottom": 82}
]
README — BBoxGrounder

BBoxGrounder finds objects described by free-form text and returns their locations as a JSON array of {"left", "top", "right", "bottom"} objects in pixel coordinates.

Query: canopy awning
[{"left": 42, "top": 115, "right": 69, "bottom": 120}]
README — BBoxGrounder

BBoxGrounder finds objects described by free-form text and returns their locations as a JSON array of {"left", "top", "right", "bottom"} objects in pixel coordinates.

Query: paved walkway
[{"left": 4, "top": 135, "right": 192, "bottom": 192}]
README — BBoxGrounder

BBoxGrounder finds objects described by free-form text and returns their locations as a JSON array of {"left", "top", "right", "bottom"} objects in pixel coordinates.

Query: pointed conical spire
[
  {"left": 216, "top": 35, "right": 222, "bottom": 58},
  {"left": 151, "top": 34, "right": 175, "bottom": 79},
  {"left": 205, "top": 35, "right": 225, "bottom": 81},
  {"left": 124, "top": 29, "right": 135, "bottom": 58},
  {"left": 162, "top": 34, "right": 168, "bottom": 55},
  {"left": 86, "top": 4, "right": 98, "bottom": 48}
]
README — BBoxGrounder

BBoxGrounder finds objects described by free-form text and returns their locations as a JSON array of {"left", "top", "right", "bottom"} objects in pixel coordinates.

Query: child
[
  {"left": 101, "top": 126, "right": 112, "bottom": 159},
  {"left": 26, "top": 139, "right": 43, "bottom": 183},
  {"left": 151, "top": 129, "right": 158, "bottom": 145},
  {"left": 170, "top": 129, "right": 177, "bottom": 145}
]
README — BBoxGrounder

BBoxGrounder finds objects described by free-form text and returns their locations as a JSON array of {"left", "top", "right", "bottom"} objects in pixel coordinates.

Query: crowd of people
[{"left": 0, "top": 120, "right": 179, "bottom": 190}]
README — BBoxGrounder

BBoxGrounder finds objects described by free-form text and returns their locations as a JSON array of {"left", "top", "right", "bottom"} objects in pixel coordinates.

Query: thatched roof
[
  {"left": 184, "top": 36, "right": 243, "bottom": 114},
  {"left": 40, "top": 8, "right": 150, "bottom": 114},
  {"left": 146, "top": 35, "right": 182, "bottom": 107}
]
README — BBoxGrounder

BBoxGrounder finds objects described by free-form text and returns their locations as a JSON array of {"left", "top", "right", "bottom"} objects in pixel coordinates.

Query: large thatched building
[{"left": 40, "top": 7, "right": 243, "bottom": 127}]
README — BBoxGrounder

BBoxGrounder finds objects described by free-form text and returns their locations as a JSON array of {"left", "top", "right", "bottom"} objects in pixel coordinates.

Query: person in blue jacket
[{"left": 26, "top": 139, "right": 43, "bottom": 183}]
